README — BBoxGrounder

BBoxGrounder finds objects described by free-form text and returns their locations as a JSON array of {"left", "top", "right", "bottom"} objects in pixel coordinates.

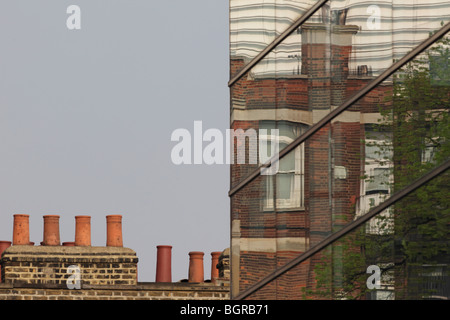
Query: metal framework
[{"left": 228, "top": 1, "right": 450, "bottom": 299}]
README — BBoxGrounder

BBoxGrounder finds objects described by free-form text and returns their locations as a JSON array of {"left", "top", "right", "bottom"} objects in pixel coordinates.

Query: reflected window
[
  {"left": 366, "top": 167, "right": 390, "bottom": 195},
  {"left": 363, "top": 127, "right": 393, "bottom": 196},
  {"left": 260, "top": 121, "right": 306, "bottom": 210},
  {"left": 430, "top": 54, "right": 450, "bottom": 86},
  {"left": 365, "top": 139, "right": 393, "bottom": 162},
  {"left": 422, "top": 144, "right": 436, "bottom": 163},
  {"left": 357, "top": 127, "right": 394, "bottom": 220},
  {"left": 422, "top": 136, "right": 440, "bottom": 164}
]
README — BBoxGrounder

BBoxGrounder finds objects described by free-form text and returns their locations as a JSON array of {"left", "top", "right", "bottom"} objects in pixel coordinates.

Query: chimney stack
[
  {"left": 188, "top": 251, "right": 204, "bottom": 283},
  {"left": 155, "top": 245, "right": 172, "bottom": 283},
  {"left": 106, "top": 215, "right": 123, "bottom": 247},
  {"left": 43, "top": 215, "right": 61, "bottom": 246},
  {"left": 75, "top": 215, "right": 91, "bottom": 246},
  {"left": 12, "top": 214, "right": 30, "bottom": 245},
  {"left": 300, "top": 23, "right": 359, "bottom": 109}
]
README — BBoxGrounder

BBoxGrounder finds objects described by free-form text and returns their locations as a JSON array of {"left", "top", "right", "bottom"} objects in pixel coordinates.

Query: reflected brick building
[{"left": 229, "top": 0, "right": 450, "bottom": 300}]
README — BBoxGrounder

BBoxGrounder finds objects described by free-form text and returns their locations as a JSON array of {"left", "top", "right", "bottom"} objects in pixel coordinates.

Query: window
[
  {"left": 366, "top": 167, "right": 390, "bottom": 195},
  {"left": 260, "top": 121, "right": 306, "bottom": 210},
  {"left": 357, "top": 128, "right": 394, "bottom": 234},
  {"left": 363, "top": 132, "right": 393, "bottom": 196}
]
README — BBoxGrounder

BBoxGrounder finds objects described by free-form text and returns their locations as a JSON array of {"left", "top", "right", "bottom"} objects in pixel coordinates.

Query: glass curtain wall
[{"left": 229, "top": 0, "right": 450, "bottom": 300}]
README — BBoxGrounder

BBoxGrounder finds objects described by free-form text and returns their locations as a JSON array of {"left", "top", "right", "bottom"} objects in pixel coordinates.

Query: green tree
[{"left": 389, "top": 32, "right": 450, "bottom": 300}]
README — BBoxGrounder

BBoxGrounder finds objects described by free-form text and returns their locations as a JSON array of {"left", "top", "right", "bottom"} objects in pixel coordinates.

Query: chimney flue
[
  {"left": 75, "top": 215, "right": 91, "bottom": 246},
  {"left": 13, "top": 214, "right": 30, "bottom": 245},
  {"left": 155, "top": 245, "right": 172, "bottom": 283},
  {"left": 188, "top": 251, "right": 204, "bottom": 283},
  {"left": 106, "top": 215, "right": 123, "bottom": 247},
  {"left": 43, "top": 215, "right": 60, "bottom": 246}
]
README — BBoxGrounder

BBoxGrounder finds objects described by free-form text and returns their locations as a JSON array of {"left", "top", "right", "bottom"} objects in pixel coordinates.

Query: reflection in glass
[
  {"left": 260, "top": 121, "right": 306, "bottom": 210},
  {"left": 230, "top": 0, "right": 450, "bottom": 300},
  {"left": 230, "top": 0, "right": 319, "bottom": 77},
  {"left": 230, "top": 0, "right": 450, "bottom": 79},
  {"left": 245, "top": 169, "right": 448, "bottom": 300}
]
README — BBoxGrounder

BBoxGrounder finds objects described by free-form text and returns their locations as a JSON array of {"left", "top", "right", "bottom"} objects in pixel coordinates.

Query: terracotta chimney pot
[
  {"left": 188, "top": 251, "right": 204, "bottom": 283},
  {"left": 43, "top": 215, "right": 60, "bottom": 246},
  {"left": 0, "top": 241, "right": 11, "bottom": 256},
  {"left": 63, "top": 242, "right": 75, "bottom": 246},
  {"left": 13, "top": 214, "right": 30, "bottom": 245},
  {"left": 155, "top": 245, "right": 172, "bottom": 283},
  {"left": 210, "top": 251, "right": 222, "bottom": 283},
  {"left": 75, "top": 215, "right": 91, "bottom": 246},
  {"left": 0, "top": 241, "right": 12, "bottom": 283},
  {"left": 106, "top": 215, "right": 123, "bottom": 247}
]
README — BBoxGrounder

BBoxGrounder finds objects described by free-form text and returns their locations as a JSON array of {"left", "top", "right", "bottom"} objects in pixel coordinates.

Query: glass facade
[{"left": 229, "top": 0, "right": 450, "bottom": 299}]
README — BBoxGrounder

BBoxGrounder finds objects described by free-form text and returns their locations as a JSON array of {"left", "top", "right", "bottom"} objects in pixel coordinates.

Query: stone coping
[{"left": 1, "top": 245, "right": 137, "bottom": 256}]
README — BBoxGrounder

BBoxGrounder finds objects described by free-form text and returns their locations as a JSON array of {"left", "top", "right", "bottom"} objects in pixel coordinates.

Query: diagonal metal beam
[
  {"left": 228, "top": 0, "right": 329, "bottom": 87},
  {"left": 228, "top": 21, "right": 450, "bottom": 197},
  {"left": 233, "top": 159, "right": 450, "bottom": 300}
]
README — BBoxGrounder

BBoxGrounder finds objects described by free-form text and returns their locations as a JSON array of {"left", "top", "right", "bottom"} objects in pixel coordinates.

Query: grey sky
[{"left": 0, "top": 1, "right": 230, "bottom": 282}]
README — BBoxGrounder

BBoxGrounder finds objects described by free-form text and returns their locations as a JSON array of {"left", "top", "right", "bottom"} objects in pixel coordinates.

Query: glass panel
[
  {"left": 230, "top": 0, "right": 450, "bottom": 80},
  {"left": 230, "top": 174, "right": 278, "bottom": 298},
  {"left": 230, "top": 29, "right": 450, "bottom": 299},
  {"left": 230, "top": 0, "right": 320, "bottom": 78},
  {"left": 245, "top": 169, "right": 449, "bottom": 300},
  {"left": 230, "top": 0, "right": 450, "bottom": 189}
]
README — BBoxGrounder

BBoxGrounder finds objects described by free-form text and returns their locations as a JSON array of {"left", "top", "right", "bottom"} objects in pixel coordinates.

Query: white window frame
[{"left": 262, "top": 134, "right": 305, "bottom": 210}]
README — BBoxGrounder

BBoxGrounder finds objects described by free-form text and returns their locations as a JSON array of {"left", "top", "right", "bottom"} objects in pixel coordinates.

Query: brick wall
[
  {"left": 0, "top": 282, "right": 229, "bottom": 300},
  {"left": 0, "top": 245, "right": 230, "bottom": 300},
  {"left": 1, "top": 245, "right": 138, "bottom": 286}
]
